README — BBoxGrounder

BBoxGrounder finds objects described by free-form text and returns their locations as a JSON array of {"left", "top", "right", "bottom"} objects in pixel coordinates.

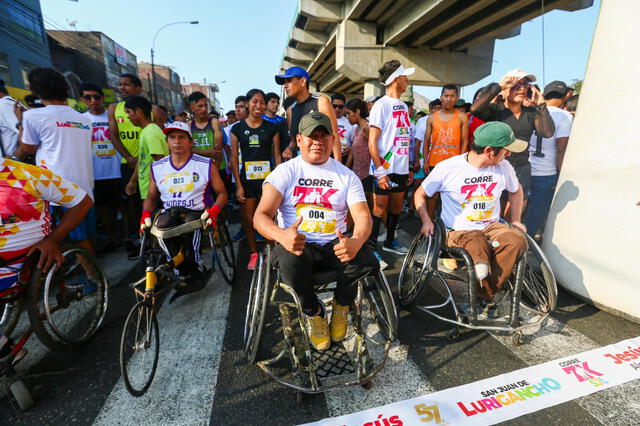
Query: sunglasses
[
  {"left": 82, "top": 94, "right": 102, "bottom": 100},
  {"left": 332, "top": 104, "right": 344, "bottom": 109},
  {"left": 513, "top": 81, "right": 531, "bottom": 89}
]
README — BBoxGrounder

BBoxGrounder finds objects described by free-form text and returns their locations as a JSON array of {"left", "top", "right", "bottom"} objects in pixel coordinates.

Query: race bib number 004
[
  {"left": 296, "top": 204, "right": 336, "bottom": 233},
  {"left": 166, "top": 171, "right": 194, "bottom": 193},
  {"left": 245, "top": 161, "right": 270, "bottom": 180}
]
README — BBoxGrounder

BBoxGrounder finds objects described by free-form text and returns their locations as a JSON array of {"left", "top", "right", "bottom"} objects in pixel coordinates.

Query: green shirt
[
  {"left": 115, "top": 101, "right": 142, "bottom": 164},
  {"left": 191, "top": 119, "right": 226, "bottom": 169},
  {"left": 138, "top": 123, "right": 169, "bottom": 199}
]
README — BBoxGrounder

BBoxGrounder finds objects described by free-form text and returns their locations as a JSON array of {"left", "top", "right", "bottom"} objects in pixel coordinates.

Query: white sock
[{"left": 475, "top": 262, "right": 489, "bottom": 281}]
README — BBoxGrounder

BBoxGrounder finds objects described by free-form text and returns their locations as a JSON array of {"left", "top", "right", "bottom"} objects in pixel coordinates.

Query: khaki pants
[{"left": 446, "top": 222, "right": 528, "bottom": 300}]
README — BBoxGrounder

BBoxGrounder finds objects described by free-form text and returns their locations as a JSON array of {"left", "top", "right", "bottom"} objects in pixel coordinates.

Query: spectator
[
  {"left": 81, "top": 83, "right": 122, "bottom": 252},
  {"left": 263, "top": 92, "right": 290, "bottom": 154},
  {"left": 0, "top": 79, "right": 19, "bottom": 157},
  {"left": 14, "top": 67, "right": 95, "bottom": 253},
  {"left": 155, "top": 105, "right": 169, "bottom": 128},
  {"left": 331, "top": 93, "right": 355, "bottom": 162},
  {"left": 565, "top": 94, "right": 579, "bottom": 116},
  {"left": 525, "top": 81, "right": 573, "bottom": 238}
]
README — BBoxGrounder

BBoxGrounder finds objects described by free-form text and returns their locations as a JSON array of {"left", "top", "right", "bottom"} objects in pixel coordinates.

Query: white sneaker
[{"left": 373, "top": 250, "right": 388, "bottom": 270}]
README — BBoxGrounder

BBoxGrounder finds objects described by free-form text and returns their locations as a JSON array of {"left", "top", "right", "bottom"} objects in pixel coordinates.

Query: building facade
[
  {"left": 47, "top": 30, "right": 138, "bottom": 103},
  {"left": 138, "top": 62, "right": 182, "bottom": 114},
  {"left": 181, "top": 82, "right": 221, "bottom": 114},
  {"left": 0, "top": 0, "right": 52, "bottom": 96}
]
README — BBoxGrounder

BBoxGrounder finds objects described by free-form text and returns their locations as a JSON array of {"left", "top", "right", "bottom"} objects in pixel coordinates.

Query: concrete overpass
[{"left": 280, "top": 0, "right": 593, "bottom": 97}]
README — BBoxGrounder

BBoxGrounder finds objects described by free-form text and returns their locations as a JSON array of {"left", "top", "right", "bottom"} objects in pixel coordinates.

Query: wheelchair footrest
[{"left": 312, "top": 344, "right": 355, "bottom": 379}]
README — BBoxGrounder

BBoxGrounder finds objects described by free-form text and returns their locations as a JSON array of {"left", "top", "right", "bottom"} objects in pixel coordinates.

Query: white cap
[
  {"left": 163, "top": 121, "right": 192, "bottom": 137},
  {"left": 503, "top": 68, "right": 537, "bottom": 82},
  {"left": 384, "top": 64, "right": 415, "bottom": 86}
]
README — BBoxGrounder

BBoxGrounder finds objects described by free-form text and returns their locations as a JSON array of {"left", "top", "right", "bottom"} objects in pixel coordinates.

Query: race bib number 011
[
  {"left": 296, "top": 204, "right": 336, "bottom": 233},
  {"left": 245, "top": 161, "right": 270, "bottom": 180},
  {"left": 166, "top": 171, "right": 194, "bottom": 193},
  {"left": 92, "top": 141, "right": 116, "bottom": 157}
]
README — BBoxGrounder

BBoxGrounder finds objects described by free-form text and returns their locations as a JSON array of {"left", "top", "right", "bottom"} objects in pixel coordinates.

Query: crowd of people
[{"left": 0, "top": 60, "right": 578, "bottom": 354}]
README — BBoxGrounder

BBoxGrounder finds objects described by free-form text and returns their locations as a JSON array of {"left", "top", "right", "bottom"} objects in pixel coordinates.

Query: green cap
[
  {"left": 298, "top": 111, "right": 333, "bottom": 136},
  {"left": 473, "top": 121, "right": 528, "bottom": 153},
  {"left": 454, "top": 99, "right": 466, "bottom": 106}
]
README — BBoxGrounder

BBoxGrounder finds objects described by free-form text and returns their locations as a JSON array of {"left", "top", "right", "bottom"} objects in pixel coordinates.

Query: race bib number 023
[
  {"left": 296, "top": 204, "right": 336, "bottom": 233},
  {"left": 245, "top": 161, "right": 270, "bottom": 180},
  {"left": 166, "top": 171, "right": 194, "bottom": 193}
]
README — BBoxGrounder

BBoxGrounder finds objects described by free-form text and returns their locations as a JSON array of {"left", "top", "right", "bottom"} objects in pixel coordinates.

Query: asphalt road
[{"left": 1, "top": 215, "right": 639, "bottom": 425}]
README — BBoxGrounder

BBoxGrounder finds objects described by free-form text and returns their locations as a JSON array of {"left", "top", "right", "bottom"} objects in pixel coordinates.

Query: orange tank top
[{"left": 428, "top": 111, "right": 462, "bottom": 167}]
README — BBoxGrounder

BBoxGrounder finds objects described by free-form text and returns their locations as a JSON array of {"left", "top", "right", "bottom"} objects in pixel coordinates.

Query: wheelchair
[
  {"left": 243, "top": 244, "right": 397, "bottom": 400},
  {"left": 0, "top": 247, "right": 108, "bottom": 410},
  {"left": 119, "top": 214, "right": 235, "bottom": 397},
  {"left": 398, "top": 219, "right": 556, "bottom": 347}
]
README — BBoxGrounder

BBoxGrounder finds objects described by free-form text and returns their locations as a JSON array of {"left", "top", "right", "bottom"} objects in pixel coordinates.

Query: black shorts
[
  {"left": 241, "top": 179, "right": 263, "bottom": 199},
  {"left": 360, "top": 175, "right": 373, "bottom": 194},
  {"left": 501, "top": 163, "right": 531, "bottom": 202},
  {"left": 120, "top": 163, "right": 139, "bottom": 199},
  {"left": 94, "top": 178, "right": 121, "bottom": 205},
  {"left": 374, "top": 173, "right": 408, "bottom": 195}
]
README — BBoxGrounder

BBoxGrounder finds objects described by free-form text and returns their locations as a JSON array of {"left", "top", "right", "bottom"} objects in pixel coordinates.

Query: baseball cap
[
  {"left": 503, "top": 68, "right": 537, "bottom": 82},
  {"left": 543, "top": 80, "right": 569, "bottom": 97},
  {"left": 473, "top": 121, "right": 528, "bottom": 153},
  {"left": 298, "top": 112, "right": 332, "bottom": 136},
  {"left": 454, "top": 99, "right": 466, "bottom": 107},
  {"left": 275, "top": 66, "right": 309, "bottom": 85},
  {"left": 163, "top": 121, "right": 192, "bottom": 138}
]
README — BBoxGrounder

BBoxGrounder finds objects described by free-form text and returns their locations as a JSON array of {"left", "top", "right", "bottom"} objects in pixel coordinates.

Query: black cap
[{"left": 543, "top": 81, "right": 569, "bottom": 97}]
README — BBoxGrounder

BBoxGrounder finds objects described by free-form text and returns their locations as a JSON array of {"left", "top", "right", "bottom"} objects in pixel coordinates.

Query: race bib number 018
[
  {"left": 92, "top": 141, "right": 116, "bottom": 157},
  {"left": 296, "top": 204, "right": 336, "bottom": 233},
  {"left": 166, "top": 171, "right": 194, "bottom": 193},
  {"left": 245, "top": 161, "right": 270, "bottom": 180}
]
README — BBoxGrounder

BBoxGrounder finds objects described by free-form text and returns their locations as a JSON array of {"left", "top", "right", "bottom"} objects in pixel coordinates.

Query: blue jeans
[{"left": 525, "top": 174, "right": 558, "bottom": 237}]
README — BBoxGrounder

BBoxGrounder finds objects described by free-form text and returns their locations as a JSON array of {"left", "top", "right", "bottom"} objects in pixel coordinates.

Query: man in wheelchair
[
  {"left": 414, "top": 121, "right": 528, "bottom": 310},
  {"left": 254, "top": 112, "right": 378, "bottom": 351},
  {"left": 140, "top": 122, "right": 228, "bottom": 296}
]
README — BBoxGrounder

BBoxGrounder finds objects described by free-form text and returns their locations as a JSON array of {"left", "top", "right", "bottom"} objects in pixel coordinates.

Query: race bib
[
  {"left": 395, "top": 136, "right": 410, "bottom": 156},
  {"left": 245, "top": 161, "right": 270, "bottom": 180},
  {"left": 296, "top": 204, "right": 336, "bottom": 233},
  {"left": 166, "top": 171, "right": 194, "bottom": 193},
  {"left": 92, "top": 141, "right": 116, "bottom": 158}
]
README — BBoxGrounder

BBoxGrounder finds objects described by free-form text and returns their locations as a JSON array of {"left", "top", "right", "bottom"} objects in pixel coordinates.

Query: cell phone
[{"left": 526, "top": 88, "right": 533, "bottom": 99}]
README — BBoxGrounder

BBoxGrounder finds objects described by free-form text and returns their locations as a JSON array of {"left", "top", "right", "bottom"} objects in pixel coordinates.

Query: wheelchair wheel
[
  {"left": 27, "top": 247, "right": 108, "bottom": 351},
  {"left": 363, "top": 270, "right": 398, "bottom": 341},
  {"left": 243, "top": 248, "right": 270, "bottom": 364},
  {"left": 211, "top": 218, "right": 236, "bottom": 286},
  {"left": 120, "top": 301, "right": 160, "bottom": 397},
  {"left": 520, "top": 234, "right": 557, "bottom": 314},
  {"left": 0, "top": 298, "right": 22, "bottom": 338},
  {"left": 397, "top": 227, "right": 441, "bottom": 307}
]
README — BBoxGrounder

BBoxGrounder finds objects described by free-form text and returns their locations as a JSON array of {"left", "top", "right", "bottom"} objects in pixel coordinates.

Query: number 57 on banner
[{"left": 414, "top": 403, "right": 443, "bottom": 424}]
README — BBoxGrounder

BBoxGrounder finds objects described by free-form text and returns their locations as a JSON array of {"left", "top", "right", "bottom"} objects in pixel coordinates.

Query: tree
[{"left": 571, "top": 79, "right": 583, "bottom": 94}]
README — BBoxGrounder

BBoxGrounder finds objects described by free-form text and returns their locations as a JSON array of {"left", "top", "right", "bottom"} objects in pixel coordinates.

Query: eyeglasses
[
  {"left": 513, "top": 81, "right": 531, "bottom": 89},
  {"left": 332, "top": 104, "right": 344, "bottom": 109},
  {"left": 82, "top": 94, "right": 102, "bottom": 100}
]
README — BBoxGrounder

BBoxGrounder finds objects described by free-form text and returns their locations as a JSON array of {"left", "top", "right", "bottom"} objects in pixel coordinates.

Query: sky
[{"left": 41, "top": 0, "right": 600, "bottom": 111}]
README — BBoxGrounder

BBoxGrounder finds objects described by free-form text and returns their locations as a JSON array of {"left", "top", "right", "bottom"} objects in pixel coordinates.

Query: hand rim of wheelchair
[
  {"left": 209, "top": 217, "right": 236, "bottom": 286},
  {"left": 397, "top": 219, "right": 557, "bottom": 334},
  {"left": 248, "top": 245, "right": 397, "bottom": 393},
  {"left": 26, "top": 246, "right": 108, "bottom": 351},
  {"left": 119, "top": 300, "right": 160, "bottom": 397},
  {"left": 243, "top": 248, "right": 270, "bottom": 364}
]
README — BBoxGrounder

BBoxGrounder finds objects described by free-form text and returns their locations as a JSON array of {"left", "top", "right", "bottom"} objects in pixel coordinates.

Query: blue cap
[{"left": 275, "top": 66, "right": 309, "bottom": 85}]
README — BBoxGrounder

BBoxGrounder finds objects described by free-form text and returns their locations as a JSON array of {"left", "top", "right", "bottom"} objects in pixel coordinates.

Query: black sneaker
[{"left": 124, "top": 239, "right": 139, "bottom": 260}]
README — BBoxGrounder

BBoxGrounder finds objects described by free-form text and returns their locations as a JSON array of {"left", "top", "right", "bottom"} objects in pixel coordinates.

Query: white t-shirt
[
  {"left": 265, "top": 156, "right": 366, "bottom": 245},
  {"left": 422, "top": 154, "right": 519, "bottom": 231},
  {"left": 368, "top": 95, "right": 411, "bottom": 175},
  {"left": 152, "top": 153, "right": 212, "bottom": 210},
  {"left": 336, "top": 116, "right": 354, "bottom": 152},
  {"left": 414, "top": 115, "right": 429, "bottom": 167},
  {"left": 529, "top": 106, "right": 572, "bottom": 176},
  {"left": 22, "top": 105, "right": 94, "bottom": 198},
  {"left": 0, "top": 95, "right": 19, "bottom": 157},
  {"left": 83, "top": 110, "right": 121, "bottom": 180}
]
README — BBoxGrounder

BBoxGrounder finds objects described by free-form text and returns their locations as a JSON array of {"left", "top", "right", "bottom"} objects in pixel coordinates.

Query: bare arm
[
  {"left": 108, "top": 103, "right": 136, "bottom": 168},
  {"left": 555, "top": 137, "right": 569, "bottom": 172},
  {"left": 273, "top": 132, "right": 282, "bottom": 165},
  {"left": 368, "top": 126, "right": 383, "bottom": 169},
  {"left": 317, "top": 95, "right": 342, "bottom": 161},
  {"left": 13, "top": 142, "right": 37, "bottom": 160},
  {"left": 208, "top": 164, "right": 228, "bottom": 208},
  {"left": 347, "top": 201, "right": 371, "bottom": 246},
  {"left": 142, "top": 175, "right": 160, "bottom": 212},
  {"left": 230, "top": 132, "right": 244, "bottom": 203},
  {"left": 508, "top": 185, "right": 526, "bottom": 232},
  {"left": 253, "top": 183, "right": 287, "bottom": 243},
  {"left": 422, "top": 115, "right": 434, "bottom": 173},
  {"left": 414, "top": 185, "right": 434, "bottom": 236},
  {"left": 459, "top": 111, "right": 469, "bottom": 153}
]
